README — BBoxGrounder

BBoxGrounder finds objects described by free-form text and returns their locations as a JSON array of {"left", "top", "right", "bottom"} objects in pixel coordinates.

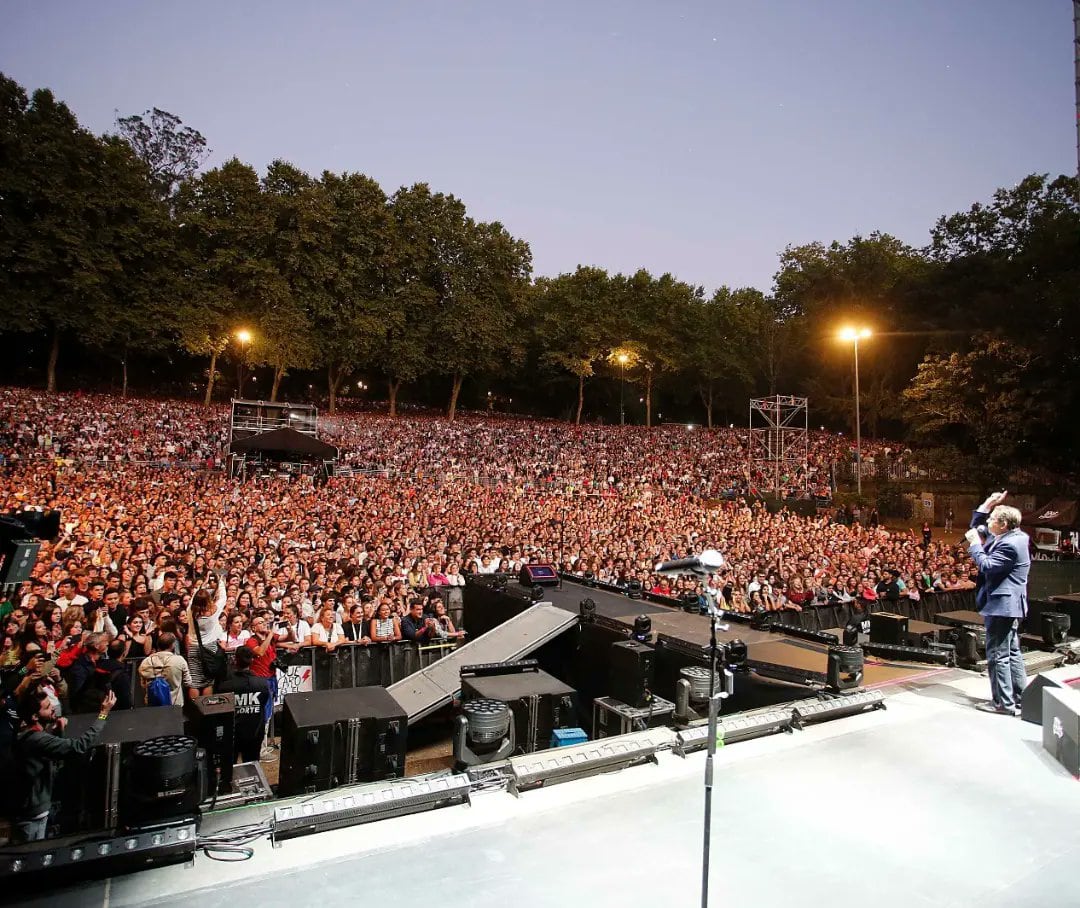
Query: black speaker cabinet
[
  {"left": 278, "top": 687, "right": 407, "bottom": 797},
  {"left": 57, "top": 707, "right": 185, "bottom": 833},
  {"left": 1022, "top": 666, "right": 1080, "bottom": 725},
  {"left": 461, "top": 667, "right": 577, "bottom": 754},
  {"left": 870, "top": 612, "right": 908, "bottom": 646},
  {"left": 185, "top": 693, "right": 236, "bottom": 789},
  {"left": 608, "top": 640, "right": 655, "bottom": 708}
]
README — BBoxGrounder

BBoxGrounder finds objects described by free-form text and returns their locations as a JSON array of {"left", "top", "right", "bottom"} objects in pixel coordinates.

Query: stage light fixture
[
  {"left": 790, "top": 690, "right": 886, "bottom": 727},
  {"left": 509, "top": 728, "right": 675, "bottom": 793},
  {"left": 626, "top": 579, "right": 643, "bottom": 600},
  {"left": 579, "top": 598, "right": 597, "bottom": 623},
  {"left": 0, "top": 820, "right": 196, "bottom": 891},
  {"left": 725, "top": 638, "right": 748, "bottom": 670},
  {"left": 272, "top": 773, "right": 471, "bottom": 842},
  {"left": 1041, "top": 612, "right": 1071, "bottom": 647},
  {"left": 530, "top": 584, "right": 545, "bottom": 602},
  {"left": 861, "top": 641, "right": 954, "bottom": 666},
  {"left": 674, "top": 708, "right": 793, "bottom": 755},
  {"left": 826, "top": 645, "right": 864, "bottom": 692},
  {"left": 768, "top": 623, "right": 840, "bottom": 646},
  {"left": 842, "top": 622, "right": 860, "bottom": 646},
  {"left": 631, "top": 614, "right": 652, "bottom": 643}
]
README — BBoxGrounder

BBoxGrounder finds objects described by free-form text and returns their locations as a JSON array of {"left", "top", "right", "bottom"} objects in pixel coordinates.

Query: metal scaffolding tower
[{"left": 747, "top": 395, "right": 809, "bottom": 495}]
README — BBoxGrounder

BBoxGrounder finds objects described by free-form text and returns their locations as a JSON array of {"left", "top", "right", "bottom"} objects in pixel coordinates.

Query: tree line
[{"left": 1, "top": 73, "right": 1078, "bottom": 473}]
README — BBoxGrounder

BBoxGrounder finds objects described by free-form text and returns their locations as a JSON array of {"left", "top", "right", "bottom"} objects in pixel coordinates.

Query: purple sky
[{"left": 3, "top": 1, "right": 1074, "bottom": 292}]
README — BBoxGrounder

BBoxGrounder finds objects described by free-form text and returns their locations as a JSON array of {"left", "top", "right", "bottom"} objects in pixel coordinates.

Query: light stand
[{"left": 701, "top": 594, "right": 733, "bottom": 908}]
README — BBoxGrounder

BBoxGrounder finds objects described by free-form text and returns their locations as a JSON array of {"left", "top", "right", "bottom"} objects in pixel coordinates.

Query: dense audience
[{"left": 0, "top": 387, "right": 980, "bottom": 840}]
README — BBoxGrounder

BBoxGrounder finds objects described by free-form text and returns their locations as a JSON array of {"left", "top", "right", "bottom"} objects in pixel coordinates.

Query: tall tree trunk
[
  {"left": 46, "top": 330, "right": 60, "bottom": 393},
  {"left": 327, "top": 365, "right": 339, "bottom": 415},
  {"left": 447, "top": 374, "right": 463, "bottom": 422},
  {"left": 121, "top": 358, "right": 129, "bottom": 399},
  {"left": 271, "top": 365, "right": 284, "bottom": 402},
  {"left": 645, "top": 371, "right": 653, "bottom": 428},
  {"left": 575, "top": 374, "right": 585, "bottom": 426},
  {"left": 388, "top": 379, "right": 401, "bottom": 417},
  {"left": 204, "top": 350, "right": 218, "bottom": 406},
  {"left": 705, "top": 384, "right": 713, "bottom": 430}
]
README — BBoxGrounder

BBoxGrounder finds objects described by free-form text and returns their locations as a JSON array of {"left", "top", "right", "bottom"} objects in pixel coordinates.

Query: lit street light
[
  {"left": 235, "top": 329, "right": 252, "bottom": 397},
  {"left": 838, "top": 326, "right": 872, "bottom": 495},
  {"left": 617, "top": 352, "right": 629, "bottom": 425}
]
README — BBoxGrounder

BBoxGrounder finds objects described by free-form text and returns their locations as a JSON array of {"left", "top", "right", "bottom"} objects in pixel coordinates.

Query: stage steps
[{"left": 388, "top": 603, "right": 579, "bottom": 725}]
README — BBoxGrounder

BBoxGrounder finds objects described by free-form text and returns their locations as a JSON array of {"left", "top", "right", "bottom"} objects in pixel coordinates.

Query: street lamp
[
  {"left": 235, "top": 329, "right": 252, "bottom": 398},
  {"left": 838, "top": 327, "right": 871, "bottom": 495},
  {"left": 617, "top": 352, "right": 629, "bottom": 425}
]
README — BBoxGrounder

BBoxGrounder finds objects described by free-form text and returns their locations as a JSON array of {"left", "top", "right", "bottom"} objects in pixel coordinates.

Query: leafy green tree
[
  {"left": 0, "top": 76, "right": 174, "bottom": 392},
  {"left": 315, "top": 171, "right": 398, "bottom": 414},
  {"left": 917, "top": 174, "right": 1080, "bottom": 462},
  {"left": 114, "top": 107, "right": 209, "bottom": 200},
  {"left": 903, "top": 335, "right": 1057, "bottom": 469},
  {"left": 533, "top": 267, "right": 618, "bottom": 424},
  {"left": 175, "top": 159, "right": 283, "bottom": 404},
  {"left": 619, "top": 271, "right": 702, "bottom": 427},
  {"left": 680, "top": 287, "right": 758, "bottom": 428},
  {"left": 391, "top": 184, "right": 530, "bottom": 421}
]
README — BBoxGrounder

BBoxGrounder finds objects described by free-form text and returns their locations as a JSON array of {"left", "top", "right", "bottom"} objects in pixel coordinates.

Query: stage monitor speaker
[
  {"left": 58, "top": 707, "right": 186, "bottom": 833},
  {"left": 1021, "top": 666, "right": 1080, "bottom": 725},
  {"left": 608, "top": 640, "right": 655, "bottom": 708},
  {"left": 1042, "top": 685, "right": 1080, "bottom": 777},
  {"left": 869, "top": 612, "right": 908, "bottom": 646},
  {"left": 461, "top": 667, "right": 577, "bottom": 754},
  {"left": 519, "top": 563, "right": 559, "bottom": 587},
  {"left": 185, "top": 693, "right": 236, "bottom": 790},
  {"left": 278, "top": 687, "right": 408, "bottom": 798}
]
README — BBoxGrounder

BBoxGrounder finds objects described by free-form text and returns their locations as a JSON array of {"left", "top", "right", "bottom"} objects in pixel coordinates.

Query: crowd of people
[{"left": 0, "top": 388, "right": 978, "bottom": 840}]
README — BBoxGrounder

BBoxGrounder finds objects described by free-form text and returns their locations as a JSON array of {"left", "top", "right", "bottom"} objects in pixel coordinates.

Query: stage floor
[{"left": 31, "top": 672, "right": 1080, "bottom": 908}]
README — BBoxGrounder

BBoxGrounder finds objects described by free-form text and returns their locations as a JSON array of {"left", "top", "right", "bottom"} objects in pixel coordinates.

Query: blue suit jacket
[{"left": 967, "top": 510, "right": 1030, "bottom": 619}]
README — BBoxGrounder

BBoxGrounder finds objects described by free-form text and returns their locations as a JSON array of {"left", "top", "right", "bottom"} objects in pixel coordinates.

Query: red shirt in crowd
[{"left": 245, "top": 635, "right": 276, "bottom": 678}]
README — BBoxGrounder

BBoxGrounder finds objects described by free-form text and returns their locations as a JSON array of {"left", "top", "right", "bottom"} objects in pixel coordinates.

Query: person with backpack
[{"left": 137, "top": 632, "right": 192, "bottom": 706}]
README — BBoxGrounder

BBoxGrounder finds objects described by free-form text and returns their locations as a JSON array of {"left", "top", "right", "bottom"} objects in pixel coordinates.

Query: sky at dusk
[{"left": 2, "top": 1, "right": 1075, "bottom": 293}]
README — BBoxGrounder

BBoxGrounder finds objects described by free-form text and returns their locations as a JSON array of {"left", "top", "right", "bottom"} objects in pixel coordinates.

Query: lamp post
[
  {"left": 235, "top": 329, "right": 252, "bottom": 398},
  {"left": 839, "top": 327, "right": 871, "bottom": 495},
  {"left": 617, "top": 352, "right": 629, "bottom": 425}
]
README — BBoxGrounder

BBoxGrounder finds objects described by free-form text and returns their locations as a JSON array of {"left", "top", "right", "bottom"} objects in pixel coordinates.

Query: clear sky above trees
[{"left": 0, "top": 0, "right": 1073, "bottom": 292}]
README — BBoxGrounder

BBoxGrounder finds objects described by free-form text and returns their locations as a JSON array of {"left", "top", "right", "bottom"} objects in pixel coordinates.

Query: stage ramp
[{"left": 388, "top": 603, "right": 578, "bottom": 724}]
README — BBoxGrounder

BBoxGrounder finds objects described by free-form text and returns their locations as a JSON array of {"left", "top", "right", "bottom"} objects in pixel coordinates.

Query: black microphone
[
  {"left": 976, "top": 525, "right": 989, "bottom": 540},
  {"left": 654, "top": 550, "right": 725, "bottom": 576}
]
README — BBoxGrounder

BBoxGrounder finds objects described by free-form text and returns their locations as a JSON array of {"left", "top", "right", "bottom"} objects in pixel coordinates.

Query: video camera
[{"left": 0, "top": 508, "right": 61, "bottom": 587}]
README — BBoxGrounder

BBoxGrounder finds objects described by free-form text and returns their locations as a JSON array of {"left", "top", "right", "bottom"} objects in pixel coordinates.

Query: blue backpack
[{"left": 146, "top": 661, "right": 172, "bottom": 707}]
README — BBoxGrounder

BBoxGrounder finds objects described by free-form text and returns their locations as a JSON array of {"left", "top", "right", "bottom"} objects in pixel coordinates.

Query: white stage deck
[{"left": 24, "top": 672, "right": 1080, "bottom": 908}]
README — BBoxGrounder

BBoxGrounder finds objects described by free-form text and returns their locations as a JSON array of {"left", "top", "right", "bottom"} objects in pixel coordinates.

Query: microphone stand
[{"left": 701, "top": 589, "right": 731, "bottom": 908}]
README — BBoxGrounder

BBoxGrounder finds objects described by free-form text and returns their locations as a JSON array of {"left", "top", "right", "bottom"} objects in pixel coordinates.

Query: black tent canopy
[{"left": 229, "top": 427, "right": 338, "bottom": 460}]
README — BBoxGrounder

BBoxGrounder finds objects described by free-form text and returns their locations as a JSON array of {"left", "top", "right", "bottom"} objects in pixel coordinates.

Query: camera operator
[{"left": 12, "top": 688, "right": 116, "bottom": 842}]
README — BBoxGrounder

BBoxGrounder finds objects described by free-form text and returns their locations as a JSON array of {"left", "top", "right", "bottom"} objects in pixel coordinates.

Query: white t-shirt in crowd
[{"left": 310, "top": 622, "right": 345, "bottom": 645}]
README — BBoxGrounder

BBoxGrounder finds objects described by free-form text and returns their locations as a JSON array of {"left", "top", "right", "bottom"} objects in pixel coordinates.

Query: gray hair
[{"left": 990, "top": 505, "right": 1022, "bottom": 531}]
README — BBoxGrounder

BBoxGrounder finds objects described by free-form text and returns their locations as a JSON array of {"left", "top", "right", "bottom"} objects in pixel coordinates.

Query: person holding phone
[{"left": 13, "top": 688, "right": 117, "bottom": 842}]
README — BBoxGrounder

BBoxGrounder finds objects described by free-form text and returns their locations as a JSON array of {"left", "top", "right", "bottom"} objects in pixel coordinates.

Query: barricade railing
[{"left": 71, "top": 636, "right": 462, "bottom": 712}]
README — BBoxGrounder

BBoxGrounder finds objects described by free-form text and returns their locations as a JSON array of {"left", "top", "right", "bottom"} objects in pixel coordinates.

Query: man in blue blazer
[{"left": 964, "top": 490, "right": 1029, "bottom": 715}]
